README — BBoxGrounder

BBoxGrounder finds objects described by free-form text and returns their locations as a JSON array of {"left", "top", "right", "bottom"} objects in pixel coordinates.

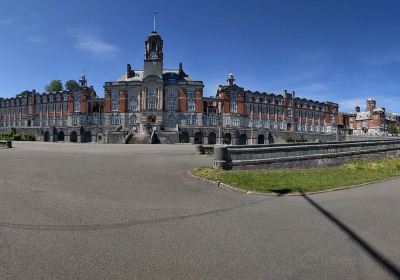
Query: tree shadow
[{"left": 300, "top": 191, "right": 400, "bottom": 279}]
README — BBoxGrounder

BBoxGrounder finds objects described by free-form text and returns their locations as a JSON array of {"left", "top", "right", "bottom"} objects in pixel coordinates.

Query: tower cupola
[{"left": 227, "top": 73, "right": 235, "bottom": 86}]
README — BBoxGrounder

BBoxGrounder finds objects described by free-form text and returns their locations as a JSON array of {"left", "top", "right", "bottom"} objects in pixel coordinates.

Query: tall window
[
  {"left": 111, "top": 90, "right": 119, "bottom": 111},
  {"left": 72, "top": 114, "right": 78, "bottom": 125},
  {"left": 232, "top": 116, "right": 240, "bottom": 127},
  {"left": 148, "top": 100, "right": 156, "bottom": 110},
  {"left": 230, "top": 101, "right": 237, "bottom": 113},
  {"left": 168, "top": 100, "right": 177, "bottom": 111},
  {"left": 187, "top": 89, "right": 195, "bottom": 99},
  {"left": 128, "top": 91, "right": 138, "bottom": 112},
  {"left": 148, "top": 88, "right": 157, "bottom": 96},
  {"left": 111, "top": 113, "right": 121, "bottom": 125},
  {"left": 186, "top": 114, "right": 197, "bottom": 125},
  {"left": 74, "top": 92, "right": 80, "bottom": 112},
  {"left": 188, "top": 100, "right": 195, "bottom": 112},
  {"left": 210, "top": 115, "right": 218, "bottom": 126},
  {"left": 129, "top": 114, "right": 137, "bottom": 125},
  {"left": 167, "top": 88, "right": 177, "bottom": 98},
  {"left": 168, "top": 114, "right": 176, "bottom": 126}
]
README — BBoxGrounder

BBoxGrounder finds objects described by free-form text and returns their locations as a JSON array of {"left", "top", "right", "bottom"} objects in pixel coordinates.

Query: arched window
[{"left": 168, "top": 114, "right": 176, "bottom": 126}]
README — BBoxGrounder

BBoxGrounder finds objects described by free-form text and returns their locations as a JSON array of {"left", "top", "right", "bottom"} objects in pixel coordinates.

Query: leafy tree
[
  {"left": 17, "top": 90, "right": 30, "bottom": 97},
  {"left": 10, "top": 127, "right": 17, "bottom": 136},
  {"left": 45, "top": 80, "right": 63, "bottom": 92},
  {"left": 65, "top": 80, "right": 81, "bottom": 91},
  {"left": 387, "top": 123, "right": 399, "bottom": 135}
]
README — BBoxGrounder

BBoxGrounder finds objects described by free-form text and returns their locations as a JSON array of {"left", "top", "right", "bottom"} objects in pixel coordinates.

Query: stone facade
[
  {"left": 345, "top": 98, "right": 400, "bottom": 136},
  {"left": 0, "top": 28, "right": 340, "bottom": 144}
]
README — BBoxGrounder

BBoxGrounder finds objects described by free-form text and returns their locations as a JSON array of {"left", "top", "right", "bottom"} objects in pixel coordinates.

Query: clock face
[{"left": 149, "top": 51, "right": 158, "bottom": 59}]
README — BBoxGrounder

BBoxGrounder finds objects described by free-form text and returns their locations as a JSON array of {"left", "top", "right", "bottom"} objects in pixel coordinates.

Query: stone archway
[
  {"left": 84, "top": 131, "right": 92, "bottom": 143},
  {"left": 208, "top": 132, "right": 216, "bottom": 144},
  {"left": 238, "top": 134, "right": 247, "bottom": 145},
  {"left": 258, "top": 134, "right": 265, "bottom": 144},
  {"left": 194, "top": 132, "right": 203, "bottom": 144},
  {"left": 97, "top": 133, "right": 104, "bottom": 143},
  {"left": 148, "top": 115, "right": 156, "bottom": 124},
  {"left": 70, "top": 131, "right": 78, "bottom": 143},
  {"left": 223, "top": 133, "right": 232, "bottom": 145},
  {"left": 43, "top": 131, "right": 50, "bottom": 142},
  {"left": 58, "top": 131, "right": 65, "bottom": 142},
  {"left": 179, "top": 131, "right": 190, "bottom": 143},
  {"left": 268, "top": 133, "right": 275, "bottom": 144}
]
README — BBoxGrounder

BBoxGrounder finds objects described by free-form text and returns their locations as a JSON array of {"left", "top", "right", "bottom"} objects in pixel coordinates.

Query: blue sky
[{"left": 0, "top": 0, "right": 400, "bottom": 113}]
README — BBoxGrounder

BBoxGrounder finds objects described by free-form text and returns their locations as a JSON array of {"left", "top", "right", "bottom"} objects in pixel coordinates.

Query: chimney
[{"left": 127, "top": 64, "right": 134, "bottom": 79}]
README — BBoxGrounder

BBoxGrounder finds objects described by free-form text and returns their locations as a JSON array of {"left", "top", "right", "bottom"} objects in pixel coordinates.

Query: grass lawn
[{"left": 192, "top": 157, "right": 400, "bottom": 193}]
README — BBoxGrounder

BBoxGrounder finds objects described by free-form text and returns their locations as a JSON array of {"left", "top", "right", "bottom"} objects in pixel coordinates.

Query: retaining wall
[
  {"left": 0, "top": 140, "right": 12, "bottom": 148},
  {"left": 213, "top": 140, "right": 400, "bottom": 170}
]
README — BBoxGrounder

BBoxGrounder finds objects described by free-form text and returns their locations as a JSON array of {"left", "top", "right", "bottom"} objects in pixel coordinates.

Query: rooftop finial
[{"left": 153, "top": 11, "right": 158, "bottom": 32}]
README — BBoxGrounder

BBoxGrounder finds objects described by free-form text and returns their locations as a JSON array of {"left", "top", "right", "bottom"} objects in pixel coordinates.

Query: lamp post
[
  {"left": 218, "top": 100, "right": 224, "bottom": 145},
  {"left": 250, "top": 105, "right": 254, "bottom": 145}
]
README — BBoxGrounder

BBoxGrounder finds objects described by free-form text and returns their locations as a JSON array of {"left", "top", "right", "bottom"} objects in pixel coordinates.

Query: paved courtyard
[{"left": 1, "top": 142, "right": 400, "bottom": 279}]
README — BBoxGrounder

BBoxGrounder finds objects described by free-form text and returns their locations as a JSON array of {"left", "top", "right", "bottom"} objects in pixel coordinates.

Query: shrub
[
  {"left": 286, "top": 135, "right": 308, "bottom": 143},
  {"left": 0, "top": 133, "right": 35, "bottom": 141},
  {"left": 12, "top": 134, "right": 21, "bottom": 141}
]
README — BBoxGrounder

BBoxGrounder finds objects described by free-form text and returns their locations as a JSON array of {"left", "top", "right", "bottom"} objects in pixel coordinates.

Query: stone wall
[
  {"left": 0, "top": 140, "right": 12, "bottom": 148},
  {"left": 105, "top": 131, "right": 125, "bottom": 144},
  {"left": 345, "top": 135, "right": 400, "bottom": 141},
  {"left": 0, "top": 126, "right": 107, "bottom": 143},
  {"left": 0, "top": 125, "right": 339, "bottom": 145},
  {"left": 213, "top": 140, "right": 400, "bottom": 170},
  {"left": 177, "top": 127, "right": 337, "bottom": 145}
]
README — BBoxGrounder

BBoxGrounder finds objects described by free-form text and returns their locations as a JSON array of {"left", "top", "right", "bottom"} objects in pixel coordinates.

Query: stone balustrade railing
[{"left": 213, "top": 140, "right": 400, "bottom": 170}]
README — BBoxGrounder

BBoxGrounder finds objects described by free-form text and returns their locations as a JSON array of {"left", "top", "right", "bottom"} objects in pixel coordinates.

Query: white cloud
[{"left": 71, "top": 26, "right": 119, "bottom": 58}]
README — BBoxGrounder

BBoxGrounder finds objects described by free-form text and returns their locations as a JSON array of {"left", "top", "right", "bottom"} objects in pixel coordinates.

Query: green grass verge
[{"left": 192, "top": 157, "right": 400, "bottom": 193}]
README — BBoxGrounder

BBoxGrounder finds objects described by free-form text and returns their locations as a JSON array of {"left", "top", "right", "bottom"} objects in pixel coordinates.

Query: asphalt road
[{"left": 1, "top": 142, "right": 400, "bottom": 279}]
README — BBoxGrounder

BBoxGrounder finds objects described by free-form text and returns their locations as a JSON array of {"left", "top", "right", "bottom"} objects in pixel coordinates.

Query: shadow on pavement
[
  {"left": 301, "top": 191, "right": 400, "bottom": 279},
  {"left": 270, "top": 188, "right": 293, "bottom": 196}
]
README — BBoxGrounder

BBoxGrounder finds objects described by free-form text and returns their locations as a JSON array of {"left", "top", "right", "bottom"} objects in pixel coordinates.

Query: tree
[
  {"left": 17, "top": 90, "right": 30, "bottom": 97},
  {"left": 65, "top": 80, "right": 81, "bottom": 91},
  {"left": 45, "top": 80, "right": 63, "bottom": 92},
  {"left": 387, "top": 123, "right": 399, "bottom": 135}
]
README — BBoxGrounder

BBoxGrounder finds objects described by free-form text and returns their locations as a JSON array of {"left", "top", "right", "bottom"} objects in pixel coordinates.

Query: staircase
[{"left": 126, "top": 128, "right": 151, "bottom": 144}]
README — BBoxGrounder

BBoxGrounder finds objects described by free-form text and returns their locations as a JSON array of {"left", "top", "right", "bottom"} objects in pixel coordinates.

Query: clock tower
[{"left": 143, "top": 13, "right": 163, "bottom": 78}]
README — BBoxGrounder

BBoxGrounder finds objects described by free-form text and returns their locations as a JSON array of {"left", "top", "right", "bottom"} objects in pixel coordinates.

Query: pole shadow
[{"left": 300, "top": 191, "right": 400, "bottom": 279}]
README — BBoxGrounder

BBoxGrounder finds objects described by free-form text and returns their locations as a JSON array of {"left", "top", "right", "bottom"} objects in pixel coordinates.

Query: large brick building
[
  {"left": 345, "top": 98, "right": 400, "bottom": 135},
  {"left": 0, "top": 27, "right": 340, "bottom": 144},
  {"left": 103, "top": 29, "right": 205, "bottom": 143}
]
